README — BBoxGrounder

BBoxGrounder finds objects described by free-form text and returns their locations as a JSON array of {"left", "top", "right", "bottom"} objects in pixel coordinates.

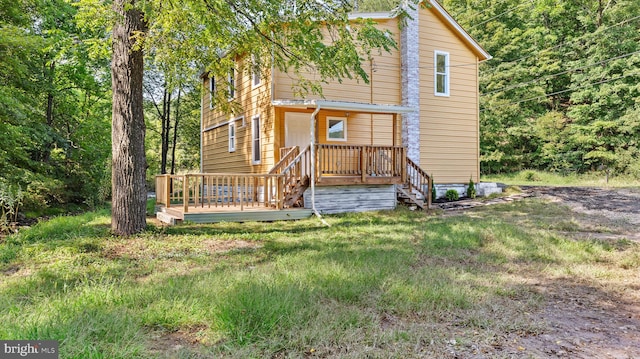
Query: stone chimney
[{"left": 401, "top": 3, "right": 420, "bottom": 164}]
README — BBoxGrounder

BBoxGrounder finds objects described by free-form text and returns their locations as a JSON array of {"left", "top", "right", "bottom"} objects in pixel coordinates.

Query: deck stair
[
  {"left": 283, "top": 175, "right": 309, "bottom": 208},
  {"left": 399, "top": 157, "right": 432, "bottom": 210},
  {"left": 396, "top": 185, "right": 426, "bottom": 210},
  {"left": 156, "top": 206, "right": 183, "bottom": 225}
]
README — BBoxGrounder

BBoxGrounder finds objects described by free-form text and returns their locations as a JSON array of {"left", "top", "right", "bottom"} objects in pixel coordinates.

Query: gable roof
[
  {"left": 349, "top": 0, "right": 491, "bottom": 62},
  {"left": 426, "top": 0, "right": 491, "bottom": 61}
]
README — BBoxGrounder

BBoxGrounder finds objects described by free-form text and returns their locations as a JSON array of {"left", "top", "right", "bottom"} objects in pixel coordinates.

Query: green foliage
[
  {"left": 0, "top": 180, "right": 24, "bottom": 233},
  {"left": 484, "top": 170, "right": 640, "bottom": 187},
  {"left": 466, "top": 178, "right": 476, "bottom": 198},
  {"left": 443, "top": 0, "right": 640, "bottom": 175},
  {"left": 445, "top": 189, "right": 459, "bottom": 201},
  {"left": 523, "top": 170, "right": 540, "bottom": 182},
  {"left": 0, "top": 0, "right": 112, "bottom": 213},
  {"left": 353, "top": 0, "right": 399, "bottom": 12}
]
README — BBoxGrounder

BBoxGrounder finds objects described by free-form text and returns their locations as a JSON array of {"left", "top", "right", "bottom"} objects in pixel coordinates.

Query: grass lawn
[
  {"left": 1, "top": 200, "right": 638, "bottom": 358},
  {"left": 483, "top": 169, "right": 640, "bottom": 187}
]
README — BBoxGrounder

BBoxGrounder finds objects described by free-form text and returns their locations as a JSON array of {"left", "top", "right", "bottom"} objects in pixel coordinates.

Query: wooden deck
[
  {"left": 156, "top": 205, "right": 313, "bottom": 224},
  {"left": 153, "top": 144, "right": 432, "bottom": 224}
]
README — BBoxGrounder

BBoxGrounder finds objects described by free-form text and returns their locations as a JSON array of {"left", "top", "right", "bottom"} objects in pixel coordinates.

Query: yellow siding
[
  {"left": 315, "top": 112, "right": 394, "bottom": 146},
  {"left": 419, "top": 7, "right": 480, "bottom": 184},
  {"left": 201, "top": 57, "right": 275, "bottom": 173},
  {"left": 273, "top": 109, "right": 395, "bottom": 150},
  {"left": 273, "top": 19, "right": 401, "bottom": 106}
]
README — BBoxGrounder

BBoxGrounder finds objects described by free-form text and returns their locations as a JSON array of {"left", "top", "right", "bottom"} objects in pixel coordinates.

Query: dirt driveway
[
  {"left": 492, "top": 186, "right": 640, "bottom": 358},
  {"left": 525, "top": 186, "right": 640, "bottom": 241}
]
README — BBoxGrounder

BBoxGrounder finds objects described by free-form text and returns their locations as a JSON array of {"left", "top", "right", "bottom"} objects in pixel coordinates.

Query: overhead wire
[
  {"left": 480, "top": 70, "right": 640, "bottom": 112},
  {"left": 481, "top": 48, "right": 640, "bottom": 96},
  {"left": 469, "top": 0, "right": 535, "bottom": 30}
]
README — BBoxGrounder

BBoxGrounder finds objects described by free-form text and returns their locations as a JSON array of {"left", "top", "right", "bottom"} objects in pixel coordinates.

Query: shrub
[
  {"left": 445, "top": 189, "right": 459, "bottom": 201},
  {"left": 467, "top": 178, "right": 476, "bottom": 199},
  {"left": 523, "top": 170, "right": 540, "bottom": 182},
  {"left": 0, "top": 180, "right": 24, "bottom": 233},
  {"left": 431, "top": 175, "right": 436, "bottom": 200}
]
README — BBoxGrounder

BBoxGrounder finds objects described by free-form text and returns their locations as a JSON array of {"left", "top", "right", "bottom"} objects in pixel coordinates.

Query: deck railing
[
  {"left": 316, "top": 144, "right": 406, "bottom": 182},
  {"left": 156, "top": 173, "right": 284, "bottom": 212},
  {"left": 281, "top": 145, "right": 311, "bottom": 184},
  {"left": 270, "top": 146, "right": 299, "bottom": 175},
  {"left": 155, "top": 145, "right": 410, "bottom": 212},
  {"left": 406, "top": 157, "right": 432, "bottom": 207}
]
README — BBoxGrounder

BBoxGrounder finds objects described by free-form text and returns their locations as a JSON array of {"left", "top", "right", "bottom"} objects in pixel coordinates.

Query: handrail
[
  {"left": 270, "top": 146, "right": 299, "bottom": 174},
  {"left": 281, "top": 145, "right": 310, "bottom": 175},
  {"left": 406, "top": 158, "right": 432, "bottom": 207}
]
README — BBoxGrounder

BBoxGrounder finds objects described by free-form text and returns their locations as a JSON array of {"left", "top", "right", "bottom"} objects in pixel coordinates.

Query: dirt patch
[
  {"left": 147, "top": 324, "right": 208, "bottom": 354},
  {"left": 473, "top": 186, "right": 640, "bottom": 358},
  {"left": 202, "top": 239, "right": 262, "bottom": 254},
  {"left": 525, "top": 186, "right": 640, "bottom": 242}
]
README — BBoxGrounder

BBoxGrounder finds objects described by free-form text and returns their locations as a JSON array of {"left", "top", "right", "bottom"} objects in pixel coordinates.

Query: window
[
  {"left": 252, "top": 68, "right": 261, "bottom": 88},
  {"left": 326, "top": 116, "right": 347, "bottom": 141},
  {"left": 209, "top": 76, "right": 215, "bottom": 109},
  {"left": 228, "top": 122, "right": 236, "bottom": 152},
  {"left": 228, "top": 66, "right": 235, "bottom": 100},
  {"left": 251, "top": 115, "right": 261, "bottom": 164},
  {"left": 251, "top": 55, "right": 261, "bottom": 88},
  {"left": 434, "top": 51, "right": 450, "bottom": 96}
]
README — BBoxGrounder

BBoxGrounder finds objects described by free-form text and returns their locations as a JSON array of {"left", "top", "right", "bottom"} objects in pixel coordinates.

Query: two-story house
[{"left": 155, "top": 0, "right": 495, "bottom": 224}]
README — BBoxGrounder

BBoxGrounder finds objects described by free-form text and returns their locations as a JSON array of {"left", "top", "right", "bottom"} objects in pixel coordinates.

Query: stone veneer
[{"left": 401, "top": 5, "right": 420, "bottom": 164}]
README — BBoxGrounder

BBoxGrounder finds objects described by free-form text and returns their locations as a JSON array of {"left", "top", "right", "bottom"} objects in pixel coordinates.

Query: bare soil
[{"left": 486, "top": 186, "right": 640, "bottom": 358}]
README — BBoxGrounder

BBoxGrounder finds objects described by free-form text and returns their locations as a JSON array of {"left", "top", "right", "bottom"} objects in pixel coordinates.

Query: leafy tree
[
  {"left": 76, "top": 0, "right": 403, "bottom": 235},
  {"left": 445, "top": 0, "right": 640, "bottom": 177},
  {"left": 1, "top": 0, "right": 111, "bottom": 214}
]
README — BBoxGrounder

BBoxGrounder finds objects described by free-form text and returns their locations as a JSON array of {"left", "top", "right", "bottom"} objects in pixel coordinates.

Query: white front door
[{"left": 284, "top": 112, "right": 311, "bottom": 177}]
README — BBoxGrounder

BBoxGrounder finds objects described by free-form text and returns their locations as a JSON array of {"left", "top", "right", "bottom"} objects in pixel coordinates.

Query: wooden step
[{"left": 396, "top": 185, "right": 425, "bottom": 210}]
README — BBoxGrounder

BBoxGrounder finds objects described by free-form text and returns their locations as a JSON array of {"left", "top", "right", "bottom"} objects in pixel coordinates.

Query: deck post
[
  {"left": 240, "top": 176, "right": 244, "bottom": 211},
  {"left": 183, "top": 175, "right": 189, "bottom": 213},
  {"left": 360, "top": 147, "right": 366, "bottom": 182},
  {"left": 165, "top": 175, "right": 171, "bottom": 208},
  {"left": 277, "top": 176, "right": 283, "bottom": 209},
  {"left": 194, "top": 175, "right": 199, "bottom": 208},
  {"left": 427, "top": 175, "right": 433, "bottom": 208},
  {"left": 401, "top": 148, "right": 407, "bottom": 183}
]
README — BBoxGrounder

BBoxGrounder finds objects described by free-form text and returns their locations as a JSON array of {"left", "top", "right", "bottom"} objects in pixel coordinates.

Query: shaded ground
[{"left": 472, "top": 186, "right": 640, "bottom": 358}]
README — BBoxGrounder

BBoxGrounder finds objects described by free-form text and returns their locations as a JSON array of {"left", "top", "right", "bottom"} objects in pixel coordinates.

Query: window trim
[
  {"left": 434, "top": 50, "right": 450, "bottom": 97},
  {"left": 251, "top": 115, "right": 261, "bottom": 164},
  {"left": 228, "top": 121, "right": 236, "bottom": 152},
  {"left": 326, "top": 116, "right": 347, "bottom": 142}
]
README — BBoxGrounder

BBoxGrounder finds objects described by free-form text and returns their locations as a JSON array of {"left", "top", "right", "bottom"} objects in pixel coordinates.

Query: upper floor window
[
  {"left": 228, "top": 66, "right": 235, "bottom": 100},
  {"left": 326, "top": 117, "right": 347, "bottom": 141},
  {"left": 252, "top": 69, "right": 261, "bottom": 88},
  {"left": 209, "top": 76, "right": 215, "bottom": 109},
  {"left": 251, "top": 55, "right": 261, "bottom": 88},
  {"left": 434, "top": 51, "right": 450, "bottom": 97}
]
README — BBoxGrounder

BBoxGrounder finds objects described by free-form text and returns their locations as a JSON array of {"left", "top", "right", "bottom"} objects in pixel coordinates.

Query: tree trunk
[
  {"left": 170, "top": 88, "right": 181, "bottom": 175},
  {"left": 160, "top": 87, "right": 169, "bottom": 174},
  {"left": 111, "top": 0, "right": 147, "bottom": 236}
]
